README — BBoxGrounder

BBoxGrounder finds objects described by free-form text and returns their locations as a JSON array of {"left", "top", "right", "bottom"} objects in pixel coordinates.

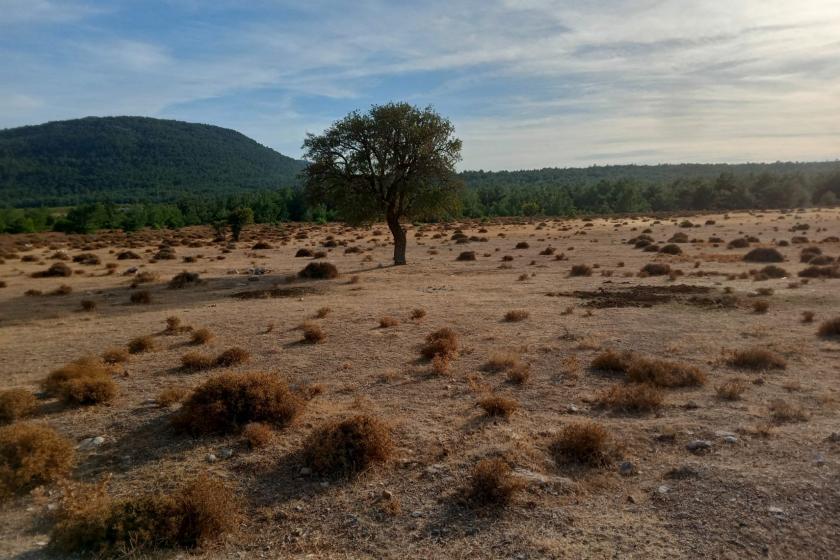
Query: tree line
[{"left": 2, "top": 167, "right": 838, "bottom": 235}]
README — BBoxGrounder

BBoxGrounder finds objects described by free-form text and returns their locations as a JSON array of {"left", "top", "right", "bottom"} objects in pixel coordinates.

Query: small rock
[
  {"left": 657, "top": 485, "right": 670, "bottom": 495},
  {"left": 768, "top": 506, "right": 784, "bottom": 515},
  {"left": 218, "top": 448, "right": 234, "bottom": 459},
  {"left": 382, "top": 490, "right": 393, "bottom": 500},
  {"left": 567, "top": 404, "right": 579, "bottom": 413},
  {"left": 686, "top": 440, "right": 712, "bottom": 453},
  {"left": 411, "top": 510, "right": 423, "bottom": 518},
  {"left": 206, "top": 453, "right": 218, "bottom": 463},
  {"left": 299, "top": 467, "right": 312, "bottom": 476},
  {"left": 618, "top": 461, "right": 636, "bottom": 476},
  {"left": 77, "top": 436, "right": 105, "bottom": 451},
  {"left": 320, "top": 481, "right": 329, "bottom": 488},
  {"left": 814, "top": 452, "right": 826, "bottom": 465},
  {"left": 724, "top": 436, "right": 738, "bottom": 444}
]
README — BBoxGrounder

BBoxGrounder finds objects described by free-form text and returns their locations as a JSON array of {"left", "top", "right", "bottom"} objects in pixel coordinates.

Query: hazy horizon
[{"left": 2, "top": 1, "right": 839, "bottom": 171}]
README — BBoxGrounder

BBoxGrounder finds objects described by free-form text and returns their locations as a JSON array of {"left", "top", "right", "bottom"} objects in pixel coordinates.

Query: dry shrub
[
  {"left": 801, "top": 311, "right": 815, "bottom": 324},
  {"left": 515, "top": 241, "right": 530, "bottom": 249},
  {"left": 752, "top": 300, "right": 770, "bottom": 313},
  {"left": 591, "top": 349, "right": 636, "bottom": 373},
  {"left": 456, "top": 251, "right": 476, "bottom": 261},
  {"left": 301, "top": 321, "right": 325, "bottom": 343},
  {"left": 173, "top": 372, "right": 304, "bottom": 435},
  {"left": 295, "top": 248, "right": 313, "bottom": 257},
  {"left": 243, "top": 422, "right": 273, "bottom": 449},
  {"left": 410, "top": 308, "right": 426, "bottom": 320},
  {"left": 478, "top": 395, "right": 518, "bottom": 418},
  {"left": 743, "top": 248, "right": 784, "bottom": 263},
  {"left": 569, "top": 264, "right": 592, "bottom": 277},
  {"left": 641, "top": 262, "right": 671, "bottom": 276},
  {"left": 180, "top": 352, "right": 215, "bottom": 371},
  {"left": 728, "top": 347, "right": 787, "bottom": 370},
  {"left": 42, "top": 357, "right": 117, "bottom": 405},
  {"left": 315, "top": 306, "right": 331, "bottom": 318},
  {"left": 130, "top": 290, "right": 152, "bottom": 305},
  {"left": 128, "top": 335, "right": 156, "bottom": 354},
  {"left": 484, "top": 351, "right": 519, "bottom": 372},
  {"left": 0, "top": 389, "right": 38, "bottom": 424},
  {"left": 156, "top": 386, "right": 188, "bottom": 407},
  {"left": 303, "top": 414, "right": 392, "bottom": 476},
  {"left": 758, "top": 265, "right": 788, "bottom": 278},
  {"left": 659, "top": 243, "right": 682, "bottom": 255},
  {"left": 715, "top": 379, "right": 748, "bottom": 400},
  {"left": 214, "top": 347, "right": 250, "bottom": 367},
  {"left": 595, "top": 383, "right": 663, "bottom": 412},
  {"left": 0, "top": 423, "right": 74, "bottom": 498},
  {"left": 817, "top": 317, "right": 840, "bottom": 338},
  {"left": 626, "top": 357, "right": 707, "bottom": 387},
  {"left": 79, "top": 299, "right": 97, "bottom": 312},
  {"left": 168, "top": 271, "right": 201, "bottom": 289},
  {"left": 551, "top": 421, "right": 612, "bottom": 467},
  {"left": 431, "top": 353, "right": 451, "bottom": 375},
  {"left": 469, "top": 458, "right": 523, "bottom": 506},
  {"left": 101, "top": 348, "right": 129, "bottom": 364},
  {"left": 164, "top": 316, "right": 184, "bottom": 333},
  {"left": 798, "top": 265, "right": 840, "bottom": 278},
  {"left": 504, "top": 309, "right": 529, "bottom": 322},
  {"left": 49, "top": 476, "right": 240, "bottom": 555},
  {"left": 298, "top": 262, "right": 339, "bottom": 279},
  {"left": 769, "top": 399, "right": 807, "bottom": 423},
  {"left": 191, "top": 328, "right": 214, "bottom": 345},
  {"left": 420, "top": 328, "right": 459, "bottom": 360},
  {"left": 379, "top": 316, "right": 399, "bottom": 328},
  {"left": 31, "top": 262, "right": 72, "bottom": 278},
  {"left": 506, "top": 363, "right": 531, "bottom": 385}
]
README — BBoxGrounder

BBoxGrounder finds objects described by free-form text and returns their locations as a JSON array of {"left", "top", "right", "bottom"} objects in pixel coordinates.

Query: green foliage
[
  {"left": 0, "top": 116, "right": 304, "bottom": 207},
  {"left": 227, "top": 207, "right": 254, "bottom": 241}
]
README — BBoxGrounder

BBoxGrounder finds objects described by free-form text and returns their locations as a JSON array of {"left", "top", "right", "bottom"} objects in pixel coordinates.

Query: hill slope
[{"left": 0, "top": 116, "right": 305, "bottom": 206}]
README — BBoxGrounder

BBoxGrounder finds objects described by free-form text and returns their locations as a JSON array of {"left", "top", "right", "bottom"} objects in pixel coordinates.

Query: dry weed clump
[
  {"left": 301, "top": 321, "right": 325, "bottom": 343},
  {"left": 315, "top": 306, "right": 332, "bottom": 318},
  {"left": 769, "top": 399, "right": 808, "bottom": 424},
  {"left": 379, "top": 316, "right": 399, "bottom": 328},
  {"left": 180, "top": 352, "right": 216, "bottom": 371},
  {"left": 626, "top": 357, "right": 707, "bottom": 388},
  {"left": 243, "top": 422, "right": 273, "bottom": 448},
  {"left": 101, "top": 348, "right": 129, "bottom": 365},
  {"left": 569, "top": 264, "right": 592, "bottom": 277},
  {"left": 752, "top": 300, "right": 770, "bottom": 313},
  {"left": 469, "top": 458, "right": 524, "bottom": 506},
  {"left": 801, "top": 311, "right": 815, "bottom": 324},
  {"left": 190, "top": 328, "right": 214, "bottom": 345},
  {"left": 817, "top": 317, "right": 840, "bottom": 338},
  {"left": 478, "top": 395, "right": 518, "bottom": 418},
  {"left": 298, "top": 262, "right": 339, "bottom": 279},
  {"left": 410, "top": 308, "right": 427, "bottom": 320},
  {"left": 128, "top": 335, "right": 156, "bottom": 354},
  {"left": 0, "top": 389, "right": 38, "bottom": 424},
  {"left": 595, "top": 383, "right": 663, "bottom": 412},
  {"left": 0, "top": 423, "right": 74, "bottom": 498},
  {"left": 420, "top": 328, "right": 459, "bottom": 360},
  {"left": 431, "top": 353, "right": 452, "bottom": 375},
  {"left": 456, "top": 251, "right": 477, "bottom": 261},
  {"left": 503, "top": 309, "right": 529, "bottom": 322},
  {"left": 506, "top": 363, "right": 531, "bottom": 385},
  {"left": 214, "top": 347, "right": 250, "bottom": 367},
  {"left": 42, "top": 357, "right": 117, "bottom": 405},
  {"left": 155, "top": 386, "right": 189, "bottom": 407},
  {"left": 303, "top": 414, "right": 392, "bottom": 476},
  {"left": 130, "top": 290, "right": 152, "bottom": 305},
  {"left": 715, "top": 379, "right": 748, "bottom": 400},
  {"left": 173, "top": 372, "right": 304, "bottom": 435},
  {"left": 168, "top": 271, "right": 201, "bottom": 289},
  {"left": 484, "top": 351, "right": 520, "bottom": 372},
  {"left": 743, "top": 248, "right": 785, "bottom": 263},
  {"left": 591, "top": 349, "right": 636, "bottom": 373},
  {"left": 48, "top": 475, "right": 241, "bottom": 555},
  {"left": 31, "top": 262, "right": 72, "bottom": 278},
  {"left": 640, "top": 262, "right": 671, "bottom": 276},
  {"left": 79, "top": 299, "right": 97, "bottom": 312},
  {"left": 551, "top": 421, "right": 612, "bottom": 467},
  {"left": 728, "top": 347, "right": 787, "bottom": 370}
]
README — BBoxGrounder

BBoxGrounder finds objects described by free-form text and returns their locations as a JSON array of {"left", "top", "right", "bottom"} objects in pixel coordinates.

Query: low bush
[
  {"left": 303, "top": 414, "right": 392, "bottom": 476},
  {"left": 173, "top": 372, "right": 304, "bottom": 435},
  {"left": 595, "top": 383, "right": 663, "bottom": 412},
  {"left": 626, "top": 357, "right": 707, "bottom": 387},
  {"left": 243, "top": 422, "right": 273, "bottom": 449},
  {"left": 0, "top": 389, "right": 38, "bottom": 424},
  {"left": 551, "top": 422, "right": 612, "bottom": 467},
  {"left": 728, "top": 347, "right": 787, "bottom": 370},
  {"left": 31, "top": 262, "right": 72, "bottom": 278},
  {"left": 743, "top": 248, "right": 784, "bottom": 263},
  {"left": 101, "top": 348, "right": 129, "bottom": 364},
  {"left": 478, "top": 395, "right": 518, "bottom": 418},
  {"left": 214, "top": 347, "right": 250, "bottom": 367},
  {"left": 190, "top": 328, "right": 214, "bottom": 345},
  {"left": 420, "top": 328, "right": 458, "bottom": 360},
  {"left": 168, "top": 271, "right": 201, "bottom": 289},
  {"left": 503, "top": 309, "right": 529, "bottom": 322},
  {"left": 42, "top": 357, "right": 117, "bottom": 405},
  {"left": 817, "top": 317, "right": 840, "bottom": 338},
  {"left": 298, "top": 262, "right": 339, "bottom": 280},
  {"left": 569, "top": 264, "right": 592, "bottom": 277},
  {"left": 591, "top": 349, "right": 636, "bottom": 373},
  {"left": 379, "top": 316, "right": 399, "bottom": 328},
  {"left": 641, "top": 263, "right": 671, "bottom": 276},
  {"left": 301, "top": 321, "right": 325, "bottom": 343},
  {"left": 456, "top": 251, "right": 476, "bottom": 261},
  {"left": 469, "top": 458, "right": 523, "bottom": 506},
  {"left": 0, "top": 423, "right": 74, "bottom": 498},
  {"left": 130, "top": 290, "right": 152, "bottom": 305},
  {"left": 128, "top": 335, "right": 156, "bottom": 354},
  {"left": 715, "top": 379, "right": 747, "bottom": 400}
]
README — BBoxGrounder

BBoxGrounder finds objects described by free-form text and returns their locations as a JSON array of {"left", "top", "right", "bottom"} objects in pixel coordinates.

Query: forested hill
[{"left": 0, "top": 116, "right": 306, "bottom": 206}]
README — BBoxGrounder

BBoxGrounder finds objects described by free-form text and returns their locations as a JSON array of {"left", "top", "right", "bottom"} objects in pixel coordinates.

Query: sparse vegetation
[
  {"left": 478, "top": 395, "right": 518, "bottom": 418},
  {"left": 420, "top": 327, "right": 459, "bottom": 360},
  {"left": 128, "top": 335, "right": 156, "bottom": 354},
  {"left": 503, "top": 309, "right": 529, "bottom": 322},
  {"left": 817, "top": 317, "right": 840, "bottom": 338},
  {"left": 42, "top": 357, "right": 117, "bottom": 405},
  {"left": 0, "top": 389, "right": 38, "bottom": 424},
  {"left": 715, "top": 378, "right": 748, "bottom": 400},
  {"left": 301, "top": 321, "right": 325, "bottom": 343},
  {"left": 303, "top": 414, "right": 392, "bottom": 476},
  {"left": 728, "top": 347, "right": 787, "bottom": 370},
  {"left": 298, "top": 261, "right": 339, "bottom": 279},
  {"left": 469, "top": 458, "right": 523, "bottom": 506},
  {"left": 551, "top": 421, "right": 612, "bottom": 467},
  {"left": 0, "top": 423, "right": 74, "bottom": 498},
  {"left": 191, "top": 328, "right": 214, "bottom": 345},
  {"left": 595, "top": 383, "right": 663, "bottom": 412}
]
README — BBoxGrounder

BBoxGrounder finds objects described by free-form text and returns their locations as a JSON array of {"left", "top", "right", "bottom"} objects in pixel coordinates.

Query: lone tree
[{"left": 302, "top": 102, "right": 462, "bottom": 265}]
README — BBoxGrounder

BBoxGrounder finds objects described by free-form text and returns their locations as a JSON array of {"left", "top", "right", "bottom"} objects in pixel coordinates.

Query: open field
[{"left": 1, "top": 209, "right": 840, "bottom": 559}]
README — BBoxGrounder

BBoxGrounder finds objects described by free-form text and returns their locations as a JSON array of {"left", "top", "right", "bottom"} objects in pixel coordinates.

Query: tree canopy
[{"left": 302, "top": 103, "right": 463, "bottom": 264}]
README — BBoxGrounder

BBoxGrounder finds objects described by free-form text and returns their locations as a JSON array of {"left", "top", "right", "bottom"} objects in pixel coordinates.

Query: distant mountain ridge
[{"left": 0, "top": 116, "right": 306, "bottom": 206}]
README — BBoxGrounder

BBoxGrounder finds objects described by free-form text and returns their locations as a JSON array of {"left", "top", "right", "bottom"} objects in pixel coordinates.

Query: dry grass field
[{"left": 1, "top": 209, "right": 840, "bottom": 559}]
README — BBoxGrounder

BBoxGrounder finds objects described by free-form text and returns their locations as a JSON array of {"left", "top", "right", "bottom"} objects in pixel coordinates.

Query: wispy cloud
[{"left": 1, "top": 0, "right": 839, "bottom": 169}]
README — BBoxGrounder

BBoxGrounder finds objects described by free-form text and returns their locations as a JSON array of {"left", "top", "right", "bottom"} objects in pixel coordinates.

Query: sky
[{"left": 1, "top": 0, "right": 839, "bottom": 170}]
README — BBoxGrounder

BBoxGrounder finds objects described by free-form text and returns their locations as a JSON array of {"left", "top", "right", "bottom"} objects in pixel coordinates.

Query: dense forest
[
  {"left": 1, "top": 116, "right": 839, "bottom": 234},
  {"left": 0, "top": 116, "right": 304, "bottom": 206}
]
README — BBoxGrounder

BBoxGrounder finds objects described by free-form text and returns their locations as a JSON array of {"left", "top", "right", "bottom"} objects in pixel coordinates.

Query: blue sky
[{"left": 1, "top": 0, "right": 839, "bottom": 170}]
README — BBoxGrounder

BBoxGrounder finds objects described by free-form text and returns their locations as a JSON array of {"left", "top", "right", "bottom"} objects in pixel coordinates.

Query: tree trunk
[{"left": 387, "top": 213, "right": 407, "bottom": 265}]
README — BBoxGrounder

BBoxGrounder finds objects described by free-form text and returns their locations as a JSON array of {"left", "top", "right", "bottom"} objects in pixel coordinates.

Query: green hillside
[{"left": 0, "top": 116, "right": 305, "bottom": 206}]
